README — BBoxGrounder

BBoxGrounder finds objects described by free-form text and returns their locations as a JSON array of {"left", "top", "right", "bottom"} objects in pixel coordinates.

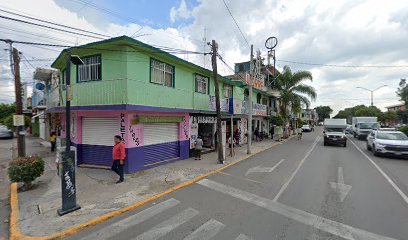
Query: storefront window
[{"left": 195, "top": 74, "right": 209, "bottom": 94}]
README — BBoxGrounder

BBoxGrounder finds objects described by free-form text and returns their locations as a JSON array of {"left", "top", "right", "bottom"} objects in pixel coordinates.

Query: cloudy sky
[{"left": 0, "top": 0, "right": 407, "bottom": 115}]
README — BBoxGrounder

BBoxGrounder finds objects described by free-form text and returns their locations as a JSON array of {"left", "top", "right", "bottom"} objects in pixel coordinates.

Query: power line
[
  {"left": 0, "top": 15, "right": 104, "bottom": 40},
  {"left": 277, "top": 59, "right": 408, "bottom": 68},
  {"left": 222, "top": 0, "right": 250, "bottom": 48},
  {"left": 0, "top": 8, "right": 110, "bottom": 38}
]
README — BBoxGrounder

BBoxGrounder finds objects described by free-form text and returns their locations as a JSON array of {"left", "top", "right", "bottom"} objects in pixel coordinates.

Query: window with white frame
[
  {"left": 223, "top": 84, "right": 232, "bottom": 98},
  {"left": 77, "top": 55, "right": 101, "bottom": 82},
  {"left": 150, "top": 59, "right": 174, "bottom": 87},
  {"left": 195, "top": 74, "right": 209, "bottom": 94}
]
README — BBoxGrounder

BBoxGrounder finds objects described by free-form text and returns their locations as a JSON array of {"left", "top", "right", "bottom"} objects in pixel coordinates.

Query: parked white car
[
  {"left": 301, "top": 125, "right": 311, "bottom": 132},
  {"left": 366, "top": 130, "right": 408, "bottom": 157}
]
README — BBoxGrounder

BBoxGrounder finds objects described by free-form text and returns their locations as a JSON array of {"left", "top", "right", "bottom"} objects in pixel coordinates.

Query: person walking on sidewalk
[
  {"left": 112, "top": 135, "right": 126, "bottom": 183},
  {"left": 194, "top": 135, "right": 203, "bottom": 160},
  {"left": 49, "top": 131, "right": 57, "bottom": 152}
]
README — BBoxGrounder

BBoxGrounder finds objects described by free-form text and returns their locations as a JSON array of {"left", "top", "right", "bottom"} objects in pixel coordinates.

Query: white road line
[
  {"left": 273, "top": 137, "right": 320, "bottom": 202},
  {"left": 183, "top": 218, "right": 225, "bottom": 240},
  {"left": 198, "top": 179, "right": 398, "bottom": 240},
  {"left": 349, "top": 139, "right": 408, "bottom": 205},
  {"left": 235, "top": 233, "right": 253, "bottom": 240},
  {"left": 218, "top": 171, "right": 264, "bottom": 184},
  {"left": 132, "top": 208, "right": 199, "bottom": 240},
  {"left": 245, "top": 158, "right": 286, "bottom": 176},
  {"left": 330, "top": 167, "right": 352, "bottom": 202},
  {"left": 80, "top": 198, "right": 180, "bottom": 240}
]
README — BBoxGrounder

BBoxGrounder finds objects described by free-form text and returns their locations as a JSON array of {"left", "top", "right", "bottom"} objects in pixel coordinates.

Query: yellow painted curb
[{"left": 10, "top": 137, "right": 293, "bottom": 240}]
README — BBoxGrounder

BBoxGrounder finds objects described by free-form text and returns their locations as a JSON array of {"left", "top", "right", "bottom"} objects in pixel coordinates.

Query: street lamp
[
  {"left": 57, "top": 51, "right": 83, "bottom": 216},
  {"left": 356, "top": 85, "right": 387, "bottom": 107}
]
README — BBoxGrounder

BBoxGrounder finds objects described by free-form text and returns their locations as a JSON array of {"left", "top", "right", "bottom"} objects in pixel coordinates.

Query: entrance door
[{"left": 143, "top": 123, "right": 179, "bottom": 165}]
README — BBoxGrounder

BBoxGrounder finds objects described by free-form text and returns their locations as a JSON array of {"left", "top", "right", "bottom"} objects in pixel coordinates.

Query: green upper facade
[{"left": 51, "top": 36, "right": 274, "bottom": 113}]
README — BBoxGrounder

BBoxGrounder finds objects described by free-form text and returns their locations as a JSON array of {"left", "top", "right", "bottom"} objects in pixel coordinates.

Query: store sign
[
  {"left": 193, "top": 116, "right": 217, "bottom": 124},
  {"left": 230, "top": 99, "right": 246, "bottom": 114},
  {"left": 245, "top": 73, "right": 264, "bottom": 90},
  {"left": 131, "top": 116, "right": 184, "bottom": 124},
  {"left": 190, "top": 123, "right": 198, "bottom": 149},
  {"left": 13, "top": 115, "right": 24, "bottom": 126},
  {"left": 208, "top": 96, "right": 229, "bottom": 112},
  {"left": 120, "top": 113, "right": 126, "bottom": 140},
  {"left": 253, "top": 103, "right": 267, "bottom": 116}
]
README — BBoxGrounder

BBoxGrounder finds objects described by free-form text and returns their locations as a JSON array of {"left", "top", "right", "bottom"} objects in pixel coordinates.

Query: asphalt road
[{"left": 69, "top": 127, "right": 408, "bottom": 240}]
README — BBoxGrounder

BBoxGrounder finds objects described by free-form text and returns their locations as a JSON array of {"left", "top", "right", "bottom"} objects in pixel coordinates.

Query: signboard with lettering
[
  {"left": 131, "top": 116, "right": 184, "bottom": 124},
  {"left": 208, "top": 96, "right": 229, "bottom": 112},
  {"left": 230, "top": 99, "right": 245, "bottom": 114},
  {"left": 193, "top": 116, "right": 217, "bottom": 124},
  {"left": 13, "top": 115, "right": 24, "bottom": 126},
  {"left": 253, "top": 103, "right": 268, "bottom": 116},
  {"left": 245, "top": 73, "right": 264, "bottom": 90}
]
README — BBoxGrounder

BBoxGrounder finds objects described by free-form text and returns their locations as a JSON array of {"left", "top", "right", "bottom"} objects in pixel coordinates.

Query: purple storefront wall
[{"left": 60, "top": 110, "right": 190, "bottom": 173}]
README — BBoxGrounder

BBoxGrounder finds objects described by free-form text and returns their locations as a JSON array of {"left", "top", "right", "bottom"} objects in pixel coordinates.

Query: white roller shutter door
[
  {"left": 82, "top": 118, "right": 118, "bottom": 146},
  {"left": 143, "top": 123, "right": 179, "bottom": 165}
]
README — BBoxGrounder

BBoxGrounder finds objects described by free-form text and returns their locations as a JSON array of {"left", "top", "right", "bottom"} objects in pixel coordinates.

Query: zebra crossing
[{"left": 79, "top": 196, "right": 253, "bottom": 240}]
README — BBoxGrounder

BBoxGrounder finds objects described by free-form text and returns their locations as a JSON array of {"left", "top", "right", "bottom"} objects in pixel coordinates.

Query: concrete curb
[{"left": 9, "top": 137, "right": 293, "bottom": 240}]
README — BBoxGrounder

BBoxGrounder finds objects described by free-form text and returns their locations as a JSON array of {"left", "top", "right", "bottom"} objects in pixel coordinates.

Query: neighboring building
[
  {"left": 50, "top": 36, "right": 263, "bottom": 173},
  {"left": 386, "top": 103, "right": 406, "bottom": 112},
  {"left": 31, "top": 68, "right": 59, "bottom": 139},
  {"left": 301, "top": 109, "right": 318, "bottom": 125}
]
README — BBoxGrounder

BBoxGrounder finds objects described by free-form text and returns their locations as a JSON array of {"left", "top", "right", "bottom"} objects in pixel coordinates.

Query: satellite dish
[{"left": 265, "top": 37, "right": 278, "bottom": 50}]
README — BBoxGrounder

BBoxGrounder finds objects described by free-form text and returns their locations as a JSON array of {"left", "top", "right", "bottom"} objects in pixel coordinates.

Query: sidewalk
[{"left": 16, "top": 136, "right": 293, "bottom": 237}]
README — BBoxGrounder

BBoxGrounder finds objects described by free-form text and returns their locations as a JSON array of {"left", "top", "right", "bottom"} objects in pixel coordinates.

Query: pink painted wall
[{"left": 60, "top": 111, "right": 190, "bottom": 148}]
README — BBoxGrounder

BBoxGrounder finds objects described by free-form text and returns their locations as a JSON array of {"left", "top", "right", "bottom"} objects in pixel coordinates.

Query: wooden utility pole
[
  {"left": 12, "top": 47, "right": 25, "bottom": 157},
  {"left": 211, "top": 40, "right": 224, "bottom": 164}
]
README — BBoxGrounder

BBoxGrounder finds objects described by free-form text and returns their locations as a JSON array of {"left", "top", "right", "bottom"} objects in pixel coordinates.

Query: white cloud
[{"left": 170, "top": 0, "right": 192, "bottom": 23}]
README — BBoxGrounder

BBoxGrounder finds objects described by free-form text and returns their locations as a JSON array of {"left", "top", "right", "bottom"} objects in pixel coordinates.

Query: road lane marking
[
  {"left": 218, "top": 171, "right": 264, "bottom": 184},
  {"left": 330, "top": 167, "right": 352, "bottom": 202},
  {"left": 235, "top": 233, "right": 253, "bottom": 240},
  {"left": 80, "top": 198, "right": 180, "bottom": 240},
  {"left": 349, "top": 139, "right": 408, "bottom": 205},
  {"left": 183, "top": 218, "right": 225, "bottom": 240},
  {"left": 245, "top": 159, "right": 286, "bottom": 176},
  {"left": 273, "top": 137, "right": 320, "bottom": 202},
  {"left": 198, "top": 179, "right": 398, "bottom": 240},
  {"left": 132, "top": 207, "right": 199, "bottom": 240}
]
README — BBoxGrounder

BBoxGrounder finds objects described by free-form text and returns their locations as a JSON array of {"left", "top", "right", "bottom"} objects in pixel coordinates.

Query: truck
[
  {"left": 324, "top": 119, "right": 347, "bottom": 147},
  {"left": 352, "top": 117, "right": 379, "bottom": 140}
]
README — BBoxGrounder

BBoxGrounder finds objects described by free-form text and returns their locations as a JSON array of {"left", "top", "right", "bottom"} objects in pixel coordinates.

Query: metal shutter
[
  {"left": 143, "top": 123, "right": 179, "bottom": 165},
  {"left": 81, "top": 117, "right": 118, "bottom": 166}
]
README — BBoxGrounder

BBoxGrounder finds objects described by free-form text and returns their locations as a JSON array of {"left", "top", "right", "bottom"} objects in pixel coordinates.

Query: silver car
[
  {"left": 366, "top": 130, "right": 408, "bottom": 156},
  {"left": 0, "top": 125, "right": 13, "bottom": 139}
]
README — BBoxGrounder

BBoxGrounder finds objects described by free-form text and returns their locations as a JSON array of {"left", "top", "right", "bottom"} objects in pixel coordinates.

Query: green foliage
[
  {"left": 275, "top": 66, "right": 316, "bottom": 117},
  {"left": 297, "top": 118, "right": 304, "bottom": 127},
  {"left": 379, "top": 111, "right": 397, "bottom": 123},
  {"left": 315, "top": 106, "right": 333, "bottom": 121},
  {"left": 2, "top": 114, "right": 31, "bottom": 130},
  {"left": 8, "top": 156, "right": 44, "bottom": 184},
  {"left": 269, "top": 116, "right": 285, "bottom": 126},
  {"left": 334, "top": 105, "right": 382, "bottom": 119},
  {"left": 398, "top": 126, "right": 408, "bottom": 136},
  {"left": 397, "top": 79, "right": 408, "bottom": 108},
  {"left": 0, "top": 103, "right": 15, "bottom": 123}
]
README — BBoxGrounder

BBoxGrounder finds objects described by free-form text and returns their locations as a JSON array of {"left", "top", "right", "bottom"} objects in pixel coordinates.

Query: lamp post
[
  {"left": 58, "top": 50, "right": 83, "bottom": 216},
  {"left": 356, "top": 85, "right": 387, "bottom": 107}
]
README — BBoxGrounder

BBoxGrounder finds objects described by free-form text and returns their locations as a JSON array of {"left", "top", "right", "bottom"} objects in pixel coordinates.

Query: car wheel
[{"left": 372, "top": 145, "right": 379, "bottom": 156}]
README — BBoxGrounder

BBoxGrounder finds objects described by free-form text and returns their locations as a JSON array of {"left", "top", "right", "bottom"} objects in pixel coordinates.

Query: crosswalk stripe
[
  {"left": 197, "top": 179, "right": 398, "bottom": 240},
  {"left": 80, "top": 198, "right": 180, "bottom": 240},
  {"left": 183, "top": 218, "right": 225, "bottom": 240},
  {"left": 132, "top": 208, "right": 200, "bottom": 240},
  {"left": 235, "top": 233, "right": 253, "bottom": 240}
]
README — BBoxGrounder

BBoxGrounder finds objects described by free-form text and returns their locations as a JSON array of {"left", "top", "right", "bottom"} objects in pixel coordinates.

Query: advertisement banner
[{"left": 208, "top": 96, "right": 229, "bottom": 112}]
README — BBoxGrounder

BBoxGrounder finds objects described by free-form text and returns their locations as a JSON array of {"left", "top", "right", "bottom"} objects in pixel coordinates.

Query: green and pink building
[{"left": 48, "top": 36, "right": 277, "bottom": 173}]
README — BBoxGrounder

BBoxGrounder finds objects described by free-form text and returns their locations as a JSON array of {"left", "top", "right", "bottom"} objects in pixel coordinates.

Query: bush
[
  {"left": 399, "top": 126, "right": 408, "bottom": 136},
  {"left": 8, "top": 155, "right": 44, "bottom": 190},
  {"left": 269, "top": 116, "right": 285, "bottom": 126}
]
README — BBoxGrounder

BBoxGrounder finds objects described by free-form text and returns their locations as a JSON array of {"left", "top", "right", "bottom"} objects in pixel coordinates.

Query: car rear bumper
[{"left": 324, "top": 137, "right": 347, "bottom": 145}]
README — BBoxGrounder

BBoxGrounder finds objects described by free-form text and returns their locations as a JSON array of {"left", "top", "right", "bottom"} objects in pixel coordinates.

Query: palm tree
[{"left": 275, "top": 65, "right": 317, "bottom": 118}]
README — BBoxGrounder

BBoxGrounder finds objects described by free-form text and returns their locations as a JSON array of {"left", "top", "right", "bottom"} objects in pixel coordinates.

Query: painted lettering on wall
[
  {"left": 182, "top": 117, "right": 189, "bottom": 140},
  {"left": 128, "top": 125, "right": 140, "bottom": 146},
  {"left": 64, "top": 171, "right": 75, "bottom": 197},
  {"left": 120, "top": 113, "right": 125, "bottom": 140}
]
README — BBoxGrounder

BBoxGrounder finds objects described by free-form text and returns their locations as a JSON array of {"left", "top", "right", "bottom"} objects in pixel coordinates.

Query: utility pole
[
  {"left": 247, "top": 45, "right": 253, "bottom": 154},
  {"left": 12, "top": 47, "right": 25, "bottom": 157},
  {"left": 211, "top": 40, "right": 224, "bottom": 164}
]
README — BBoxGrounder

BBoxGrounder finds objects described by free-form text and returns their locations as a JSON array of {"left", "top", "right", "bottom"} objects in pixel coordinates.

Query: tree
[
  {"left": 334, "top": 105, "right": 385, "bottom": 124},
  {"left": 0, "top": 103, "right": 16, "bottom": 123},
  {"left": 397, "top": 79, "right": 408, "bottom": 108},
  {"left": 275, "top": 66, "right": 317, "bottom": 119},
  {"left": 315, "top": 106, "right": 333, "bottom": 122}
]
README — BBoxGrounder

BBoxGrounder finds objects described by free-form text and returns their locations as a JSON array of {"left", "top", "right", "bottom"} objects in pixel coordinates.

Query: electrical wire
[
  {"left": 276, "top": 59, "right": 408, "bottom": 68},
  {"left": 0, "top": 8, "right": 110, "bottom": 38},
  {"left": 221, "top": 0, "right": 250, "bottom": 48}
]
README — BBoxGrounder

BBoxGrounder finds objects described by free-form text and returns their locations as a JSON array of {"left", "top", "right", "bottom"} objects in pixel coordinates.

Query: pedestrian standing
[
  {"left": 234, "top": 128, "right": 241, "bottom": 147},
  {"left": 112, "top": 135, "right": 126, "bottom": 184},
  {"left": 270, "top": 126, "right": 275, "bottom": 140},
  {"left": 49, "top": 131, "right": 57, "bottom": 152},
  {"left": 254, "top": 128, "right": 259, "bottom": 141},
  {"left": 228, "top": 135, "right": 236, "bottom": 157},
  {"left": 194, "top": 135, "right": 203, "bottom": 160}
]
